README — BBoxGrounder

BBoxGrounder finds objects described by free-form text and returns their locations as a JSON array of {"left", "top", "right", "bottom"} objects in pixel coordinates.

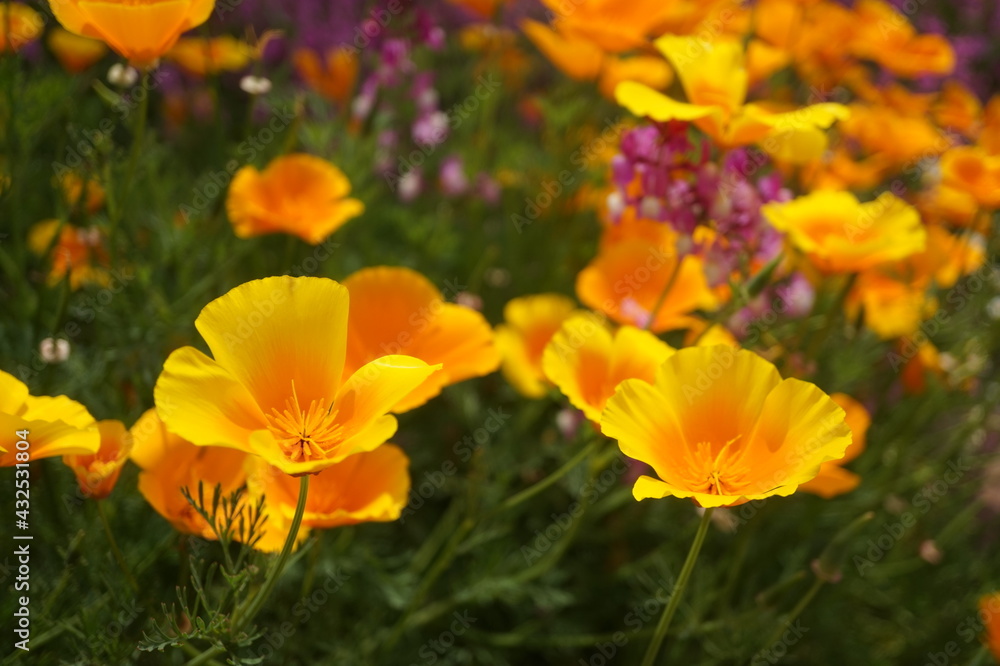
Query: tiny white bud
[
  {"left": 108, "top": 63, "right": 139, "bottom": 87},
  {"left": 40, "top": 338, "right": 70, "bottom": 364},
  {"left": 240, "top": 75, "right": 272, "bottom": 96}
]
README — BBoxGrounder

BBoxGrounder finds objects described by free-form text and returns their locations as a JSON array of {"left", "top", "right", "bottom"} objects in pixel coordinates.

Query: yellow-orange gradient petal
[
  {"left": 47, "top": 27, "right": 108, "bottom": 72},
  {"left": 226, "top": 154, "right": 365, "bottom": 245},
  {"left": 763, "top": 191, "right": 926, "bottom": 273},
  {"left": 247, "top": 445, "right": 410, "bottom": 529},
  {"left": 521, "top": 19, "right": 603, "bottom": 81},
  {"left": 495, "top": 294, "right": 582, "bottom": 398},
  {"left": 576, "top": 240, "right": 717, "bottom": 333},
  {"left": 49, "top": 0, "right": 214, "bottom": 65},
  {"left": 798, "top": 393, "right": 870, "bottom": 498},
  {"left": 602, "top": 346, "right": 850, "bottom": 507},
  {"left": 63, "top": 420, "right": 132, "bottom": 499},
  {"left": 542, "top": 313, "right": 674, "bottom": 422},
  {"left": 343, "top": 267, "right": 499, "bottom": 413},
  {"left": 131, "top": 408, "right": 249, "bottom": 539}
]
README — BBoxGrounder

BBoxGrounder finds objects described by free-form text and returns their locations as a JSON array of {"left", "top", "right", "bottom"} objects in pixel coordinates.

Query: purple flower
[{"left": 440, "top": 155, "right": 469, "bottom": 196}]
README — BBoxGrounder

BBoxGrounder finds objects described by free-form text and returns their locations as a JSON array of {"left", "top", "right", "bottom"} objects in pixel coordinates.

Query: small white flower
[
  {"left": 605, "top": 192, "right": 625, "bottom": 220},
  {"left": 39, "top": 338, "right": 70, "bottom": 364},
  {"left": 108, "top": 63, "right": 139, "bottom": 87},
  {"left": 240, "top": 75, "right": 272, "bottom": 96},
  {"left": 986, "top": 296, "right": 1000, "bottom": 321}
]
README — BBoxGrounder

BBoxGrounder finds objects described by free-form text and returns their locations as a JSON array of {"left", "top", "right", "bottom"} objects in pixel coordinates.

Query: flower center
[
  {"left": 681, "top": 436, "right": 751, "bottom": 496},
  {"left": 265, "top": 384, "right": 344, "bottom": 463}
]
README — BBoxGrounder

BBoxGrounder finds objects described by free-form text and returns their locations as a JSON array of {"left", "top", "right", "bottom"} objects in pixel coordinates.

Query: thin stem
[
  {"left": 109, "top": 71, "right": 151, "bottom": 263},
  {"left": 232, "top": 475, "right": 310, "bottom": 632},
  {"left": 495, "top": 437, "right": 601, "bottom": 515},
  {"left": 641, "top": 507, "right": 715, "bottom": 666},
  {"left": 643, "top": 259, "right": 683, "bottom": 331},
  {"left": 759, "top": 576, "right": 824, "bottom": 656},
  {"left": 97, "top": 501, "right": 139, "bottom": 593}
]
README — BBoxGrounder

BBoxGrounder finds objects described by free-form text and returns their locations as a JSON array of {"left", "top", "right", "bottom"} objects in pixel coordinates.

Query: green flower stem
[
  {"left": 232, "top": 474, "right": 310, "bottom": 633},
  {"left": 643, "top": 259, "right": 683, "bottom": 331},
  {"left": 641, "top": 507, "right": 715, "bottom": 666},
  {"left": 97, "top": 501, "right": 139, "bottom": 593},
  {"left": 759, "top": 576, "right": 824, "bottom": 656},
  {"left": 495, "top": 436, "right": 601, "bottom": 515}
]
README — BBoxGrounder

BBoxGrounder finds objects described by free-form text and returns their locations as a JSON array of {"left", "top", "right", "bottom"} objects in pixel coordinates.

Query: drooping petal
[{"left": 0, "top": 412, "right": 98, "bottom": 467}]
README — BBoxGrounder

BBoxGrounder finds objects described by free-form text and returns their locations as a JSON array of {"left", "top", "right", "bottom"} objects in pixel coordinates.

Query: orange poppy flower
[
  {"left": 166, "top": 36, "right": 252, "bottom": 76},
  {"left": 798, "top": 393, "right": 871, "bottom": 498},
  {"left": 342, "top": 267, "right": 500, "bottom": 413},
  {"left": 1, "top": 370, "right": 99, "bottom": 467},
  {"left": 130, "top": 409, "right": 249, "bottom": 539},
  {"left": 601, "top": 345, "right": 852, "bottom": 507},
  {"left": 980, "top": 593, "right": 1000, "bottom": 662},
  {"left": 845, "top": 271, "right": 936, "bottom": 340},
  {"left": 576, "top": 238, "right": 718, "bottom": 333},
  {"left": 154, "top": 276, "right": 439, "bottom": 476},
  {"left": 59, "top": 172, "right": 105, "bottom": 214},
  {"left": 495, "top": 294, "right": 582, "bottom": 398},
  {"left": 226, "top": 154, "right": 365, "bottom": 245},
  {"left": 933, "top": 81, "right": 983, "bottom": 138},
  {"left": 839, "top": 104, "right": 947, "bottom": 167},
  {"left": 898, "top": 341, "right": 944, "bottom": 394},
  {"left": 762, "top": 191, "right": 926, "bottom": 274},
  {"left": 597, "top": 55, "right": 672, "bottom": 100},
  {"left": 48, "top": 0, "right": 214, "bottom": 66},
  {"left": 28, "top": 220, "right": 111, "bottom": 290},
  {"left": 940, "top": 147, "right": 1000, "bottom": 210},
  {"left": 63, "top": 420, "right": 132, "bottom": 500},
  {"left": 0, "top": 3, "right": 42, "bottom": 52},
  {"left": 293, "top": 47, "right": 358, "bottom": 104},
  {"left": 447, "top": 0, "right": 509, "bottom": 20},
  {"left": 542, "top": 313, "right": 674, "bottom": 423},
  {"left": 520, "top": 19, "right": 604, "bottom": 81},
  {"left": 246, "top": 444, "right": 410, "bottom": 532},
  {"left": 48, "top": 27, "right": 108, "bottom": 72},
  {"left": 850, "top": 0, "right": 954, "bottom": 78}
]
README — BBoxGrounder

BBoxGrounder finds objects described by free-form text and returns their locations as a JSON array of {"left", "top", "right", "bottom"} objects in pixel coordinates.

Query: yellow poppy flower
[
  {"left": 597, "top": 55, "right": 672, "bottom": 100},
  {"left": 0, "top": 370, "right": 99, "bottom": 467},
  {"left": 63, "top": 420, "right": 132, "bottom": 500},
  {"left": 130, "top": 409, "right": 249, "bottom": 539},
  {"left": 542, "top": 313, "right": 674, "bottom": 423},
  {"left": 762, "top": 191, "right": 926, "bottom": 274},
  {"left": 246, "top": 444, "right": 410, "bottom": 531},
  {"left": 616, "top": 35, "right": 848, "bottom": 162},
  {"left": 166, "top": 36, "right": 253, "bottom": 77},
  {"left": 48, "top": 0, "right": 214, "bottom": 66},
  {"left": 798, "top": 393, "right": 871, "bottom": 499},
  {"left": 226, "top": 154, "right": 365, "bottom": 245},
  {"left": 293, "top": 46, "right": 358, "bottom": 104},
  {"left": 48, "top": 27, "right": 108, "bottom": 72},
  {"left": 940, "top": 147, "right": 1000, "bottom": 210},
  {"left": 495, "top": 294, "right": 582, "bottom": 398},
  {"left": 845, "top": 271, "right": 935, "bottom": 340},
  {"left": 576, "top": 239, "right": 718, "bottom": 333},
  {"left": 601, "top": 346, "right": 852, "bottom": 507},
  {"left": 28, "top": 220, "right": 111, "bottom": 290},
  {"left": 0, "top": 2, "right": 42, "bottom": 53},
  {"left": 342, "top": 267, "right": 500, "bottom": 413},
  {"left": 154, "top": 276, "right": 439, "bottom": 476}
]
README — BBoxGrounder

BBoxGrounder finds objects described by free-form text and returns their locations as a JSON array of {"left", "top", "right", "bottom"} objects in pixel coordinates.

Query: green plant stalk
[
  {"left": 495, "top": 436, "right": 601, "bottom": 514},
  {"left": 759, "top": 576, "right": 824, "bottom": 656},
  {"left": 97, "top": 501, "right": 139, "bottom": 593},
  {"left": 643, "top": 260, "right": 683, "bottom": 332},
  {"left": 641, "top": 507, "right": 715, "bottom": 666},
  {"left": 109, "top": 71, "right": 151, "bottom": 263},
  {"left": 232, "top": 475, "right": 310, "bottom": 633}
]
